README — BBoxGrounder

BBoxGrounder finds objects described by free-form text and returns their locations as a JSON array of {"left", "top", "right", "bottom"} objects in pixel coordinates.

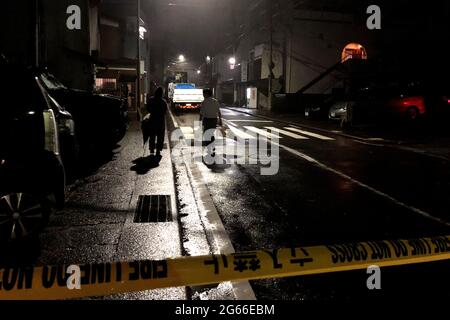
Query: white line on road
[
  {"left": 180, "top": 126, "right": 194, "bottom": 134},
  {"left": 265, "top": 127, "right": 309, "bottom": 140},
  {"left": 229, "top": 120, "right": 274, "bottom": 123},
  {"left": 274, "top": 142, "right": 450, "bottom": 227},
  {"left": 225, "top": 122, "right": 256, "bottom": 140},
  {"left": 244, "top": 126, "right": 281, "bottom": 139},
  {"left": 285, "top": 127, "right": 335, "bottom": 141},
  {"left": 229, "top": 127, "right": 256, "bottom": 140},
  {"left": 180, "top": 127, "right": 195, "bottom": 140}
]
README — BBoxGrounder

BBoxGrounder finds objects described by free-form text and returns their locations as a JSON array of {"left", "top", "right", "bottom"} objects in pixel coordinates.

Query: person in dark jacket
[{"left": 146, "top": 87, "right": 168, "bottom": 157}]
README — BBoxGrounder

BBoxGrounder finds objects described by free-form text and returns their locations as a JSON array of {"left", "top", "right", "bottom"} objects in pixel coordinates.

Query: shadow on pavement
[
  {"left": 131, "top": 155, "right": 162, "bottom": 175},
  {"left": 0, "top": 237, "right": 42, "bottom": 267},
  {"left": 65, "top": 145, "right": 120, "bottom": 184}
]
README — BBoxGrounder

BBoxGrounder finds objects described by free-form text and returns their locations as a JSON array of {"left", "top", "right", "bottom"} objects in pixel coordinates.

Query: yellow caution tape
[{"left": 1, "top": 235, "right": 450, "bottom": 300}]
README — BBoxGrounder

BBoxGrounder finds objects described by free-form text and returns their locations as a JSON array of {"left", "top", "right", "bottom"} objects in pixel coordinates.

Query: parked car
[
  {"left": 329, "top": 101, "right": 353, "bottom": 121},
  {"left": 384, "top": 81, "right": 450, "bottom": 121},
  {"left": 328, "top": 86, "right": 404, "bottom": 125},
  {"left": 306, "top": 95, "right": 341, "bottom": 120},
  {"left": 385, "top": 95, "right": 426, "bottom": 121},
  {"left": 0, "top": 65, "right": 67, "bottom": 241},
  {"left": 37, "top": 71, "right": 128, "bottom": 153},
  {"left": 46, "top": 94, "right": 79, "bottom": 175}
]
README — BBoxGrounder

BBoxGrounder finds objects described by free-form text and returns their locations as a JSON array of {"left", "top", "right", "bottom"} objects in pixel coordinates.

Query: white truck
[{"left": 170, "top": 83, "right": 204, "bottom": 111}]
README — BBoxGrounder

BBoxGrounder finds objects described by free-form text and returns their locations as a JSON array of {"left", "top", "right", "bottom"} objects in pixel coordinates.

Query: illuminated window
[
  {"left": 95, "top": 78, "right": 117, "bottom": 91},
  {"left": 342, "top": 43, "right": 368, "bottom": 62}
]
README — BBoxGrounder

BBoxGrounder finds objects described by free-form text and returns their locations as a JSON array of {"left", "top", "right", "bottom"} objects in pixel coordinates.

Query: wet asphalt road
[
  {"left": 2, "top": 108, "right": 450, "bottom": 301},
  {"left": 172, "top": 108, "right": 450, "bottom": 301}
]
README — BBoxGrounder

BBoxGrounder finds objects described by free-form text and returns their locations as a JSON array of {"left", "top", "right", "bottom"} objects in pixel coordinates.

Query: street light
[
  {"left": 197, "top": 70, "right": 201, "bottom": 74},
  {"left": 229, "top": 57, "right": 236, "bottom": 70},
  {"left": 206, "top": 56, "right": 211, "bottom": 63},
  {"left": 179, "top": 55, "right": 185, "bottom": 62},
  {"left": 139, "top": 26, "right": 147, "bottom": 40}
]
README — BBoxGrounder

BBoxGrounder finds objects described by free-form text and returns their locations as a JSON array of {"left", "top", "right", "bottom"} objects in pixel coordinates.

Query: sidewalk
[
  {"left": 36, "top": 115, "right": 186, "bottom": 300},
  {"left": 226, "top": 106, "right": 450, "bottom": 161},
  {"left": 21, "top": 113, "right": 256, "bottom": 300}
]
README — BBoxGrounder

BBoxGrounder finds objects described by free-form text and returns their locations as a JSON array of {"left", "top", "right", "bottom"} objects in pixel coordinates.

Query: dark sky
[{"left": 145, "top": 0, "right": 236, "bottom": 68}]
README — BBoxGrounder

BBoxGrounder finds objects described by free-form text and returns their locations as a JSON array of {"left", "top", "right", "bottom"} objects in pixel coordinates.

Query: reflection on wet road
[{"left": 172, "top": 108, "right": 450, "bottom": 300}]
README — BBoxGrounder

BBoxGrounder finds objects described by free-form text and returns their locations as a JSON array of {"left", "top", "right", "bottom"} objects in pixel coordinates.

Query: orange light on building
[{"left": 342, "top": 43, "right": 368, "bottom": 62}]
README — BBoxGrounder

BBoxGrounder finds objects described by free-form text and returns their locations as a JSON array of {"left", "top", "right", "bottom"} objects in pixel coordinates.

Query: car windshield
[
  {"left": 0, "top": 67, "right": 47, "bottom": 115},
  {"left": 40, "top": 72, "right": 67, "bottom": 90},
  {"left": 0, "top": 67, "right": 46, "bottom": 156},
  {"left": 175, "top": 83, "right": 196, "bottom": 89}
]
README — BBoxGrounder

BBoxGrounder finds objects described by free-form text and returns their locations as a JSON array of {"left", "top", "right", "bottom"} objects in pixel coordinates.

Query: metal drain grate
[{"left": 134, "top": 195, "right": 172, "bottom": 223}]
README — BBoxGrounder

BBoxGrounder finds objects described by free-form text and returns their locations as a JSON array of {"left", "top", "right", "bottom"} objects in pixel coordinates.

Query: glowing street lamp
[
  {"left": 206, "top": 56, "right": 211, "bottom": 63},
  {"left": 229, "top": 57, "right": 236, "bottom": 70},
  {"left": 197, "top": 70, "right": 201, "bottom": 74},
  {"left": 178, "top": 55, "right": 185, "bottom": 62},
  {"left": 139, "top": 26, "right": 147, "bottom": 40}
]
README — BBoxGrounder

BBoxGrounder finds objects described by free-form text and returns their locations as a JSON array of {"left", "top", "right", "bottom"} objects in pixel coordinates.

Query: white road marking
[
  {"left": 244, "top": 126, "right": 281, "bottom": 139},
  {"left": 180, "top": 126, "right": 194, "bottom": 134},
  {"left": 229, "top": 120, "right": 273, "bottom": 123},
  {"left": 286, "top": 127, "right": 335, "bottom": 141},
  {"left": 224, "top": 122, "right": 256, "bottom": 140},
  {"left": 274, "top": 142, "right": 450, "bottom": 227},
  {"left": 265, "top": 127, "right": 309, "bottom": 140},
  {"left": 223, "top": 119, "right": 256, "bottom": 140},
  {"left": 353, "top": 140, "right": 385, "bottom": 147},
  {"left": 180, "top": 126, "right": 195, "bottom": 140}
]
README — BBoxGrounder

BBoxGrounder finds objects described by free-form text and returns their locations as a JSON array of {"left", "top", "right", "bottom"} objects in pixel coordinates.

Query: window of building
[{"left": 95, "top": 78, "right": 117, "bottom": 91}]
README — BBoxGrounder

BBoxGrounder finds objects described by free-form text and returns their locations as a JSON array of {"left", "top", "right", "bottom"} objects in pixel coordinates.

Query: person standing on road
[
  {"left": 200, "top": 89, "right": 222, "bottom": 158},
  {"left": 146, "top": 87, "right": 168, "bottom": 157}
]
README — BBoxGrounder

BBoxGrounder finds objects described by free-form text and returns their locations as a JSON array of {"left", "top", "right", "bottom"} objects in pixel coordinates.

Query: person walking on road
[
  {"left": 146, "top": 87, "right": 168, "bottom": 157},
  {"left": 199, "top": 89, "right": 222, "bottom": 158}
]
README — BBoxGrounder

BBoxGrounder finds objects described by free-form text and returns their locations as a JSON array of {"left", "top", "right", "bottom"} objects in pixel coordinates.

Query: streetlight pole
[
  {"left": 233, "top": 48, "right": 237, "bottom": 105},
  {"left": 268, "top": 0, "right": 274, "bottom": 110},
  {"left": 136, "top": 0, "right": 141, "bottom": 118},
  {"left": 35, "top": 0, "right": 40, "bottom": 68}
]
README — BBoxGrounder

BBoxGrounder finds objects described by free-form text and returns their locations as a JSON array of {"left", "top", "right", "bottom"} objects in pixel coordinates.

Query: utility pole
[
  {"left": 35, "top": 0, "right": 40, "bottom": 67},
  {"left": 231, "top": 4, "right": 238, "bottom": 106},
  {"left": 136, "top": 0, "right": 141, "bottom": 118},
  {"left": 268, "top": 0, "right": 274, "bottom": 110}
]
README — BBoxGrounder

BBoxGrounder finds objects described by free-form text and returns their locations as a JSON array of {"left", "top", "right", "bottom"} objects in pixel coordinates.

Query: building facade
[
  {"left": 211, "top": 0, "right": 376, "bottom": 110},
  {"left": 1, "top": 0, "right": 151, "bottom": 114}
]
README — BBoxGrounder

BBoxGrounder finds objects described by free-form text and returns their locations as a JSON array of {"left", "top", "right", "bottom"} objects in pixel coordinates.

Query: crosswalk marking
[
  {"left": 227, "top": 124, "right": 256, "bottom": 140},
  {"left": 244, "top": 126, "right": 281, "bottom": 139},
  {"left": 180, "top": 126, "right": 195, "bottom": 140},
  {"left": 264, "top": 127, "right": 309, "bottom": 140},
  {"left": 285, "top": 127, "right": 335, "bottom": 141},
  {"left": 182, "top": 124, "right": 334, "bottom": 142},
  {"left": 229, "top": 120, "right": 273, "bottom": 123},
  {"left": 180, "top": 126, "right": 194, "bottom": 134}
]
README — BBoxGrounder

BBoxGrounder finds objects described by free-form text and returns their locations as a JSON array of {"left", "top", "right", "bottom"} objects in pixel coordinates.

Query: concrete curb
[{"left": 168, "top": 108, "right": 257, "bottom": 300}]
